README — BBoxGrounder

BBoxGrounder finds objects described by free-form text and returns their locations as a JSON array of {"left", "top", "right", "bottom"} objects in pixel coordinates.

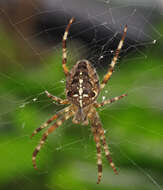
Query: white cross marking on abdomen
[{"left": 79, "top": 74, "right": 84, "bottom": 107}]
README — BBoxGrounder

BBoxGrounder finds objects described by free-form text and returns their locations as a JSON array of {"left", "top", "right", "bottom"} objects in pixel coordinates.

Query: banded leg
[
  {"left": 94, "top": 94, "right": 127, "bottom": 108},
  {"left": 45, "top": 90, "right": 69, "bottom": 105},
  {"left": 32, "top": 111, "right": 74, "bottom": 170},
  {"left": 31, "top": 106, "right": 71, "bottom": 138},
  {"left": 99, "top": 126, "right": 118, "bottom": 175},
  {"left": 100, "top": 25, "right": 127, "bottom": 89},
  {"left": 91, "top": 124, "right": 102, "bottom": 184},
  {"left": 90, "top": 110, "right": 118, "bottom": 175},
  {"left": 62, "top": 17, "right": 74, "bottom": 76}
]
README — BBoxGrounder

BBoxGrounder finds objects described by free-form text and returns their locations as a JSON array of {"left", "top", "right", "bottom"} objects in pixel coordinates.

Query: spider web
[{"left": 0, "top": 0, "right": 163, "bottom": 190}]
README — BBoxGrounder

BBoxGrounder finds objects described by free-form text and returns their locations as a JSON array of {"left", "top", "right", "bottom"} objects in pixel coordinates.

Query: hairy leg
[
  {"left": 100, "top": 25, "right": 127, "bottom": 89},
  {"left": 32, "top": 111, "right": 74, "bottom": 170},
  {"left": 90, "top": 109, "right": 118, "bottom": 175},
  {"left": 91, "top": 123, "right": 103, "bottom": 184},
  {"left": 62, "top": 17, "right": 74, "bottom": 76},
  {"left": 31, "top": 106, "right": 71, "bottom": 138},
  {"left": 98, "top": 126, "right": 118, "bottom": 174},
  {"left": 94, "top": 94, "right": 127, "bottom": 108},
  {"left": 45, "top": 90, "right": 69, "bottom": 104}
]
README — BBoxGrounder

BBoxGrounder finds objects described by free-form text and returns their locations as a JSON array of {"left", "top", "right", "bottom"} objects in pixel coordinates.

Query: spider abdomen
[{"left": 66, "top": 60, "right": 100, "bottom": 108}]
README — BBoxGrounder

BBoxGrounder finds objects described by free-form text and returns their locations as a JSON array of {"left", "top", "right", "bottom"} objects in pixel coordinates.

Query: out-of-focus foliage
[{"left": 0, "top": 21, "right": 163, "bottom": 190}]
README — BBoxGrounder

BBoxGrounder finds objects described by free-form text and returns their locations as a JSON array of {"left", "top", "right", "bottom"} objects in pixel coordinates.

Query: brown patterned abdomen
[{"left": 66, "top": 60, "right": 100, "bottom": 108}]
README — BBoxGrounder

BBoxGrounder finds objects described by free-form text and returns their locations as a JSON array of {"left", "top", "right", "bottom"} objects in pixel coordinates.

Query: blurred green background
[{"left": 0, "top": 4, "right": 163, "bottom": 190}]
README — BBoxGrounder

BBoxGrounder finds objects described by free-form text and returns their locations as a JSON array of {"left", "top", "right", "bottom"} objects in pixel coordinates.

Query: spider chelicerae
[{"left": 31, "top": 17, "right": 127, "bottom": 184}]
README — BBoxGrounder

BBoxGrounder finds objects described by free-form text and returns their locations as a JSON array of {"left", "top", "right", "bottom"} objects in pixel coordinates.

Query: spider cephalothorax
[{"left": 31, "top": 17, "right": 127, "bottom": 184}]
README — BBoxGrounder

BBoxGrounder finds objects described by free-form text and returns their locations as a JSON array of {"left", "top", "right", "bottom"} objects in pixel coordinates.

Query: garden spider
[{"left": 31, "top": 17, "right": 127, "bottom": 184}]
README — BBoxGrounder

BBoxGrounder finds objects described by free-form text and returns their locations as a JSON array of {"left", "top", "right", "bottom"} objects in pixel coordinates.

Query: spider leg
[
  {"left": 90, "top": 109, "right": 118, "bottom": 177},
  {"left": 99, "top": 126, "right": 118, "bottom": 175},
  {"left": 45, "top": 90, "right": 69, "bottom": 105},
  {"left": 100, "top": 25, "right": 127, "bottom": 89},
  {"left": 31, "top": 106, "right": 71, "bottom": 138},
  {"left": 62, "top": 17, "right": 74, "bottom": 76},
  {"left": 94, "top": 94, "right": 127, "bottom": 108},
  {"left": 32, "top": 110, "right": 74, "bottom": 170},
  {"left": 89, "top": 109, "right": 103, "bottom": 184},
  {"left": 91, "top": 121, "right": 102, "bottom": 184}
]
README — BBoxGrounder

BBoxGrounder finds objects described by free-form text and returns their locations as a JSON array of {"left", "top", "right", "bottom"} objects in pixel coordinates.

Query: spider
[{"left": 31, "top": 17, "right": 127, "bottom": 184}]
